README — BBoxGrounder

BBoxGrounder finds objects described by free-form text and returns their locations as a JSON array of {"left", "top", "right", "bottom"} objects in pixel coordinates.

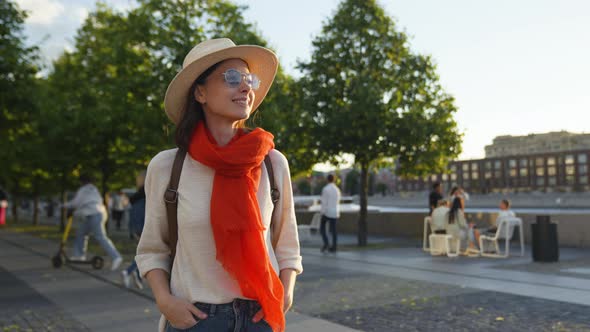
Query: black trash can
[{"left": 531, "top": 215, "right": 559, "bottom": 262}]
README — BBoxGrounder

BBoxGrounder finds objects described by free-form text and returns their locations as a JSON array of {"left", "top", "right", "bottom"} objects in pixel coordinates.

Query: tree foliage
[{"left": 298, "top": 0, "right": 462, "bottom": 245}]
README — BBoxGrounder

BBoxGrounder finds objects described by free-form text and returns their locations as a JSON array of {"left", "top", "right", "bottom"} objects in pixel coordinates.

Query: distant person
[
  {"left": 485, "top": 199, "right": 515, "bottom": 235},
  {"left": 320, "top": 174, "right": 341, "bottom": 252},
  {"left": 122, "top": 170, "right": 147, "bottom": 289},
  {"left": 446, "top": 197, "right": 479, "bottom": 255},
  {"left": 64, "top": 174, "right": 123, "bottom": 271},
  {"left": 110, "top": 190, "right": 128, "bottom": 231},
  {"left": 449, "top": 186, "right": 466, "bottom": 211},
  {"left": 430, "top": 199, "right": 449, "bottom": 234},
  {"left": 0, "top": 187, "right": 7, "bottom": 226},
  {"left": 429, "top": 182, "right": 443, "bottom": 215}
]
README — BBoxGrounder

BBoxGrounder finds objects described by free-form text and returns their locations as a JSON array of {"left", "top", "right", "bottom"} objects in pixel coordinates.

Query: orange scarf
[{"left": 188, "top": 121, "right": 284, "bottom": 332}]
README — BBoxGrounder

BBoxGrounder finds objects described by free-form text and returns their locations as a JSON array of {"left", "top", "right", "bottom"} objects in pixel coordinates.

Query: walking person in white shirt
[
  {"left": 64, "top": 174, "right": 123, "bottom": 271},
  {"left": 320, "top": 174, "right": 341, "bottom": 253}
]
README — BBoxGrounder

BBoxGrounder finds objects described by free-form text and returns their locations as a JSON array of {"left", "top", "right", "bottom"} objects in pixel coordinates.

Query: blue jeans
[
  {"left": 320, "top": 215, "right": 337, "bottom": 250},
  {"left": 74, "top": 212, "right": 121, "bottom": 260},
  {"left": 165, "top": 299, "right": 272, "bottom": 332}
]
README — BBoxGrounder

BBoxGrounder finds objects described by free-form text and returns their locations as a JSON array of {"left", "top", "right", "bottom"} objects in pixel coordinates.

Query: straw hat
[{"left": 164, "top": 38, "right": 279, "bottom": 125}]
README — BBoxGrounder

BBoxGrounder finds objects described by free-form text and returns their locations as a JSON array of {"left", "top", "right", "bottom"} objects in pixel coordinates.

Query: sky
[{"left": 15, "top": 0, "right": 590, "bottom": 163}]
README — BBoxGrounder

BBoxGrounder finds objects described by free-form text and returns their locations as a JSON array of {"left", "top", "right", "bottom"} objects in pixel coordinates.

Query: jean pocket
[{"left": 165, "top": 320, "right": 200, "bottom": 332}]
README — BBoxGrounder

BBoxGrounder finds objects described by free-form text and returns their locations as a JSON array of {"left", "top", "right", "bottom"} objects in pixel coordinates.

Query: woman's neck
[{"left": 203, "top": 114, "right": 239, "bottom": 147}]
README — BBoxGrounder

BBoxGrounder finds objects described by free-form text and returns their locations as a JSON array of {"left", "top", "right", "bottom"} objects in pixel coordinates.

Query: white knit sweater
[{"left": 136, "top": 148, "right": 303, "bottom": 330}]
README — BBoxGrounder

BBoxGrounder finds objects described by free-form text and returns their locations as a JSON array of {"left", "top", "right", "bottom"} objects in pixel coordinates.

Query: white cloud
[{"left": 17, "top": 0, "right": 65, "bottom": 25}]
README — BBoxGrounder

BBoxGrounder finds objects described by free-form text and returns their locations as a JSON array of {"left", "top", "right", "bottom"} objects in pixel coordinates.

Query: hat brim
[{"left": 164, "top": 45, "right": 278, "bottom": 125}]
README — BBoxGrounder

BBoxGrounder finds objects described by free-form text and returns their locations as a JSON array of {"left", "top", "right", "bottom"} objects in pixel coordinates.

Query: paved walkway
[
  {"left": 3, "top": 223, "right": 590, "bottom": 331},
  {"left": 0, "top": 229, "right": 359, "bottom": 332},
  {"left": 296, "top": 234, "right": 590, "bottom": 331}
]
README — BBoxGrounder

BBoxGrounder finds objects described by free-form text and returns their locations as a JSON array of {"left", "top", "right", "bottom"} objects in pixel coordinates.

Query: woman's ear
[{"left": 194, "top": 86, "right": 206, "bottom": 104}]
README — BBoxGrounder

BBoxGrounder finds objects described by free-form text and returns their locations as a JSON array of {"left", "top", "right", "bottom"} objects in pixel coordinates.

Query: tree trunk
[
  {"left": 12, "top": 196, "right": 19, "bottom": 223},
  {"left": 358, "top": 162, "right": 369, "bottom": 246},
  {"left": 33, "top": 195, "right": 39, "bottom": 226}
]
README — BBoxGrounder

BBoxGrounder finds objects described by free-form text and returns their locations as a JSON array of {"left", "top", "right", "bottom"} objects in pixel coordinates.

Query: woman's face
[{"left": 195, "top": 59, "right": 256, "bottom": 123}]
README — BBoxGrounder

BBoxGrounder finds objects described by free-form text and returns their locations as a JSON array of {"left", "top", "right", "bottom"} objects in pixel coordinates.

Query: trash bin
[{"left": 531, "top": 215, "right": 559, "bottom": 262}]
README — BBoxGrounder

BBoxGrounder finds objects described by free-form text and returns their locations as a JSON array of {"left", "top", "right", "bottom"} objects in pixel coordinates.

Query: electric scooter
[{"left": 51, "top": 214, "right": 104, "bottom": 270}]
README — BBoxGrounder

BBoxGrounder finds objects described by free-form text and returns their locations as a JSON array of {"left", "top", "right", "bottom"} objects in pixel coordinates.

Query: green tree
[
  {"left": 296, "top": 180, "right": 311, "bottom": 196},
  {"left": 345, "top": 169, "right": 360, "bottom": 195},
  {"left": 0, "top": 0, "right": 42, "bottom": 222},
  {"left": 298, "top": 0, "right": 462, "bottom": 245}
]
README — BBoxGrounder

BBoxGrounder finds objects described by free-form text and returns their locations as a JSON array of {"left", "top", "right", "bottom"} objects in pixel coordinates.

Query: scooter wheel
[
  {"left": 52, "top": 255, "right": 63, "bottom": 268},
  {"left": 91, "top": 256, "right": 104, "bottom": 270}
]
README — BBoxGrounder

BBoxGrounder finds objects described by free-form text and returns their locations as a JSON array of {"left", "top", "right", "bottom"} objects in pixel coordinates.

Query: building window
[
  {"left": 494, "top": 170, "right": 502, "bottom": 178},
  {"left": 451, "top": 165, "right": 457, "bottom": 172},
  {"left": 471, "top": 162, "right": 478, "bottom": 171},
  {"left": 580, "top": 176, "right": 588, "bottom": 184},
  {"left": 536, "top": 178, "right": 545, "bottom": 186},
  {"left": 464, "top": 172, "right": 470, "bottom": 180},
  {"left": 520, "top": 168, "right": 528, "bottom": 176},
  {"left": 451, "top": 173, "right": 457, "bottom": 181},
  {"left": 566, "top": 176, "right": 575, "bottom": 185},
  {"left": 565, "top": 154, "right": 575, "bottom": 165},
  {"left": 495, "top": 160, "right": 502, "bottom": 169},
  {"left": 431, "top": 175, "right": 438, "bottom": 181},
  {"left": 472, "top": 172, "right": 479, "bottom": 180},
  {"left": 548, "top": 177, "right": 557, "bottom": 186},
  {"left": 536, "top": 157, "right": 545, "bottom": 166},
  {"left": 520, "top": 158, "right": 528, "bottom": 167},
  {"left": 485, "top": 161, "right": 492, "bottom": 170},
  {"left": 579, "top": 165, "right": 587, "bottom": 175},
  {"left": 510, "top": 169, "right": 517, "bottom": 177},
  {"left": 548, "top": 167, "right": 557, "bottom": 176},
  {"left": 536, "top": 167, "right": 545, "bottom": 176},
  {"left": 442, "top": 174, "right": 448, "bottom": 181},
  {"left": 509, "top": 159, "right": 517, "bottom": 168},
  {"left": 566, "top": 166, "right": 575, "bottom": 176},
  {"left": 579, "top": 154, "right": 587, "bottom": 164},
  {"left": 462, "top": 164, "right": 469, "bottom": 172},
  {"left": 485, "top": 171, "right": 492, "bottom": 179},
  {"left": 547, "top": 157, "right": 556, "bottom": 166}
]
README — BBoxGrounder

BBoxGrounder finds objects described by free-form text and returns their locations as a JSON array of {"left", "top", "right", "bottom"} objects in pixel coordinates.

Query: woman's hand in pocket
[{"left": 160, "top": 294, "right": 207, "bottom": 329}]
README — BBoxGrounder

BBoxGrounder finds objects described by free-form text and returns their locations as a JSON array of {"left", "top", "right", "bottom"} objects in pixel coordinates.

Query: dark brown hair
[{"left": 501, "top": 199, "right": 511, "bottom": 209}]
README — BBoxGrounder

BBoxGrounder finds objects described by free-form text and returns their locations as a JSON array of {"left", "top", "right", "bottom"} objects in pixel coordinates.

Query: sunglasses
[{"left": 221, "top": 69, "right": 261, "bottom": 90}]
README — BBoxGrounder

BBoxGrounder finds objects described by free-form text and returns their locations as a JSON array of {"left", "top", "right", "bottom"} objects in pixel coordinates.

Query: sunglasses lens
[
  {"left": 248, "top": 74, "right": 261, "bottom": 90},
  {"left": 224, "top": 69, "right": 242, "bottom": 87},
  {"left": 223, "top": 70, "right": 260, "bottom": 90}
]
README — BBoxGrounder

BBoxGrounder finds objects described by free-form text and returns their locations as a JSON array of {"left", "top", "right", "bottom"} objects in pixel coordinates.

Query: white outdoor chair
[
  {"left": 424, "top": 216, "right": 460, "bottom": 257},
  {"left": 298, "top": 213, "right": 321, "bottom": 242},
  {"left": 479, "top": 216, "right": 525, "bottom": 258}
]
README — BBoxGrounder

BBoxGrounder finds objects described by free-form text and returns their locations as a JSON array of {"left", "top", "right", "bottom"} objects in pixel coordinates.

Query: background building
[
  {"left": 398, "top": 131, "right": 590, "bottom": 193},
  {"left": 485, "top": 131, "right": 590, "bottom": 158},
  {"left": 397, "top": 149, "right": 589, "bottom": 193}
]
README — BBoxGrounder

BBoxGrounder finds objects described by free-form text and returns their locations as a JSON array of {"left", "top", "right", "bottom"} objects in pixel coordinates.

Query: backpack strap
[
  {"left": 264, "top": 154, "right": 282, "bottom": 249},
  {"left": 164, "top": 148, "right": 186, "bottom": 264}
]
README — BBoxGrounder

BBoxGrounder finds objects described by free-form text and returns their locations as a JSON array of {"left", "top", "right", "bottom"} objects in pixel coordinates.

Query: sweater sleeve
[
  {"left": 270, "top": 150, "right": 303, "bottom": 275},
  {"left": 135, "top": 150, "right": 175, "bottom": 277}
]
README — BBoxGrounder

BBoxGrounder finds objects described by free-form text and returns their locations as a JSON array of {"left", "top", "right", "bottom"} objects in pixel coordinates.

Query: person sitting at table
[
  {"left": 430, "top": 199, "right": 449, "bottom": 234},
  {"left": 445, "top": 197, "right": 479, "bottom": 255},
  {"left": 486, "top": 199, "right": 515, "bottom": 235}
]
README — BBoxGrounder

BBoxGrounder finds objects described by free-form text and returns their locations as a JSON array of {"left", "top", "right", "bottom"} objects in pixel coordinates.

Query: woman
[
  {"left": 446, "top": 194, "right": 479, "bottom": 255},
  {"left": 136, "top": 38, "right": 303, "bottom": 332}
]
